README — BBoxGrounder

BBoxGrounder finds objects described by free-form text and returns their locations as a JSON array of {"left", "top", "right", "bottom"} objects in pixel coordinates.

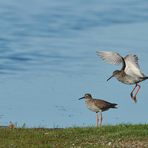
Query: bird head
[
  {"left": 107, "top": 70, "right": 120, "bottom": 81},
  {"left": 79, "top": 93, "right": 92, "bottom": 100}
]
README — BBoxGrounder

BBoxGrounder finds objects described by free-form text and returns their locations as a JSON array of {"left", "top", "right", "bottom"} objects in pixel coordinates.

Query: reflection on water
[{"left": 0, "top": 0, "right": 148, "bottom": 127}]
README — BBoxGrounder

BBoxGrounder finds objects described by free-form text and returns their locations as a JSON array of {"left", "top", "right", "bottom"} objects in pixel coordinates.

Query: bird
[
  {"left": 8, "top": 121, "right": 15, "bottom": 129},
  {"left": 79, "top": 93, "right": 117, "bottom": 127},
  {"left": 96, "top": 51, "right": 148, "bottom": 102}
]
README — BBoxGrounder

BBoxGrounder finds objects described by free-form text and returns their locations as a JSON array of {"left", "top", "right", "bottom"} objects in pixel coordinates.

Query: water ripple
[{"left": 0, "top": 0, "right": 148, "bottom": 75}]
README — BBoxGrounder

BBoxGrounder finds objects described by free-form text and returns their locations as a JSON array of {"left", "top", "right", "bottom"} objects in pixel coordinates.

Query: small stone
[{"left": 108, "top": 142, "right": 112, "bottom": 146}]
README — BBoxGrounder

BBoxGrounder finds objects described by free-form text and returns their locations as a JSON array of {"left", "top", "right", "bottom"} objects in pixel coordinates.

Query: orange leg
[
  {"left": 100, "top": 111, "right": 102, "bottom": 128},
  {"left": 96, "top": 113, "right": 99, "bottom": 127},
  {"left": 130, "top": 84, "right": 141, "bottom": 103}
]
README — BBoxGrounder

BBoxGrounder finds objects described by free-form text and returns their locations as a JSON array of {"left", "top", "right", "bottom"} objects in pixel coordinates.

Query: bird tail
[
  {"left": 111, "top": 103, "right": 118, "bottom": 109},
  {"left": 142, "top": 76, "right": 148, "bottom": 80}
]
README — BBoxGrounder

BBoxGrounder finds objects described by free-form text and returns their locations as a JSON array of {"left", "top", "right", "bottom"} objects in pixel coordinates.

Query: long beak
[
  {"left": 107, "top": 74, "right": 114, "bottom": 81},
  {"left": 78, "top": 96, "right": 85, "bottom": 100}
]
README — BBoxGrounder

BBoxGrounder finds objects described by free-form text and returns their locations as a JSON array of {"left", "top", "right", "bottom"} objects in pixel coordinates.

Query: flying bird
[
  {"left": 79, "top": 93, "right": 117, "bottom": 127},
  {"left": 96, "top": 51, "right": 148, "bottom": 102}
]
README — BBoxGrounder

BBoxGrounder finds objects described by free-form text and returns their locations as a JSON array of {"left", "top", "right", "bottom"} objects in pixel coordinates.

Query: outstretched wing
[
  {"left": 96, "top": 51, "right": 123, "bottom": 65},
  {"left": 124, "top": 54, "right": 144, "bottom": 77}
]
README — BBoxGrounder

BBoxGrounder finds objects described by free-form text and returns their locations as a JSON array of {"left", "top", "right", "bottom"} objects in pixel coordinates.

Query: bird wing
[
  {"left": 96, "top": 51, "right": 123, "bottom": 65},
  {"left": 94, "top": 99, "right": 112, "bottom": 110},
  {"left": 124, "top": 54, "right": 144, "bottom": 77}
]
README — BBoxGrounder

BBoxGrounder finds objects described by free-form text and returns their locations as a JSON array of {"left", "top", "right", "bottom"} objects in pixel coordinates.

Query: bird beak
[
  {"left": 107, "top": 74, "right": 114, "bottom": 81},
  {"left": 78, "top": 96, "right": 85, "bottom": 100}
]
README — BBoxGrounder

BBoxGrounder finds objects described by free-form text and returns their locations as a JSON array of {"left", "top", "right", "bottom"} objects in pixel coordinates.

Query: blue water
[{"left": 0, "top": 0, "right": 148, "bottom": 128}]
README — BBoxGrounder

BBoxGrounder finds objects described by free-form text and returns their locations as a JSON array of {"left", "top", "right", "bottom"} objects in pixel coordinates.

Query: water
[{"left": 0, "top": 0, "right": 148, "bottom": 128}]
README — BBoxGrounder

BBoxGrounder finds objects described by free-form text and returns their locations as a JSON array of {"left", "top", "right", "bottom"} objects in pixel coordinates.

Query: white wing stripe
[{"left": 124, "top": 54, "right": 143, "bottom": 77}]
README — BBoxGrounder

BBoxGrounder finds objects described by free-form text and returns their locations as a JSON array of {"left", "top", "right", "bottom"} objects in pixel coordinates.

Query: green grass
[{"left": 0, "top": 124, "right": 148, "bottom": 148}]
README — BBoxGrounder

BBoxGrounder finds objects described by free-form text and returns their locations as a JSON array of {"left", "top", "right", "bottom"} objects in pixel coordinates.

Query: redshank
[
  {"left": 97, "top": 51, "right": 148, "bottom": 102},
  {"left": 79, "top": 93, "right": 117, "bottom": 127}
]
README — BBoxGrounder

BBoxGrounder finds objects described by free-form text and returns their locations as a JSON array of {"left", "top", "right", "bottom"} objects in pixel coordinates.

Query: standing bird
[
  {"left": 79, "top": 93, "right": 117, "bottom": 127},
  {"left": 97, "top": 51, "right": 148, "bottom": 102}
]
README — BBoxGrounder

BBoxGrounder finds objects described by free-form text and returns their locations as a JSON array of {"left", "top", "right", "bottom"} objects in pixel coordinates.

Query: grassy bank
[{"left": 0, "top": 124, "right": 148, "bottom": 148}]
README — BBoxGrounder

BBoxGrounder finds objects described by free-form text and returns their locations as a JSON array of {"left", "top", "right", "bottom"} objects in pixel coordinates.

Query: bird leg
[
  {"left": 130, "top": 83, "right": 141, "bottom": 103},
  {"left": 96, "top": 113, "right": 99, "bottom": 127},
  {"left": 100, "top": 111, "right": 102, "bottom": 128},
  {"left": 130, "top": 84, "right": 137, "bottom": 99},
  {"left": 133, "top": 84, "right": 141, "bottom": 101}
]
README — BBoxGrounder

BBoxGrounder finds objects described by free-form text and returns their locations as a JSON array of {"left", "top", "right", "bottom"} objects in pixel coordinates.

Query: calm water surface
[{"left": 0, "top": 0, "right": 148, "bottom": 127}]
